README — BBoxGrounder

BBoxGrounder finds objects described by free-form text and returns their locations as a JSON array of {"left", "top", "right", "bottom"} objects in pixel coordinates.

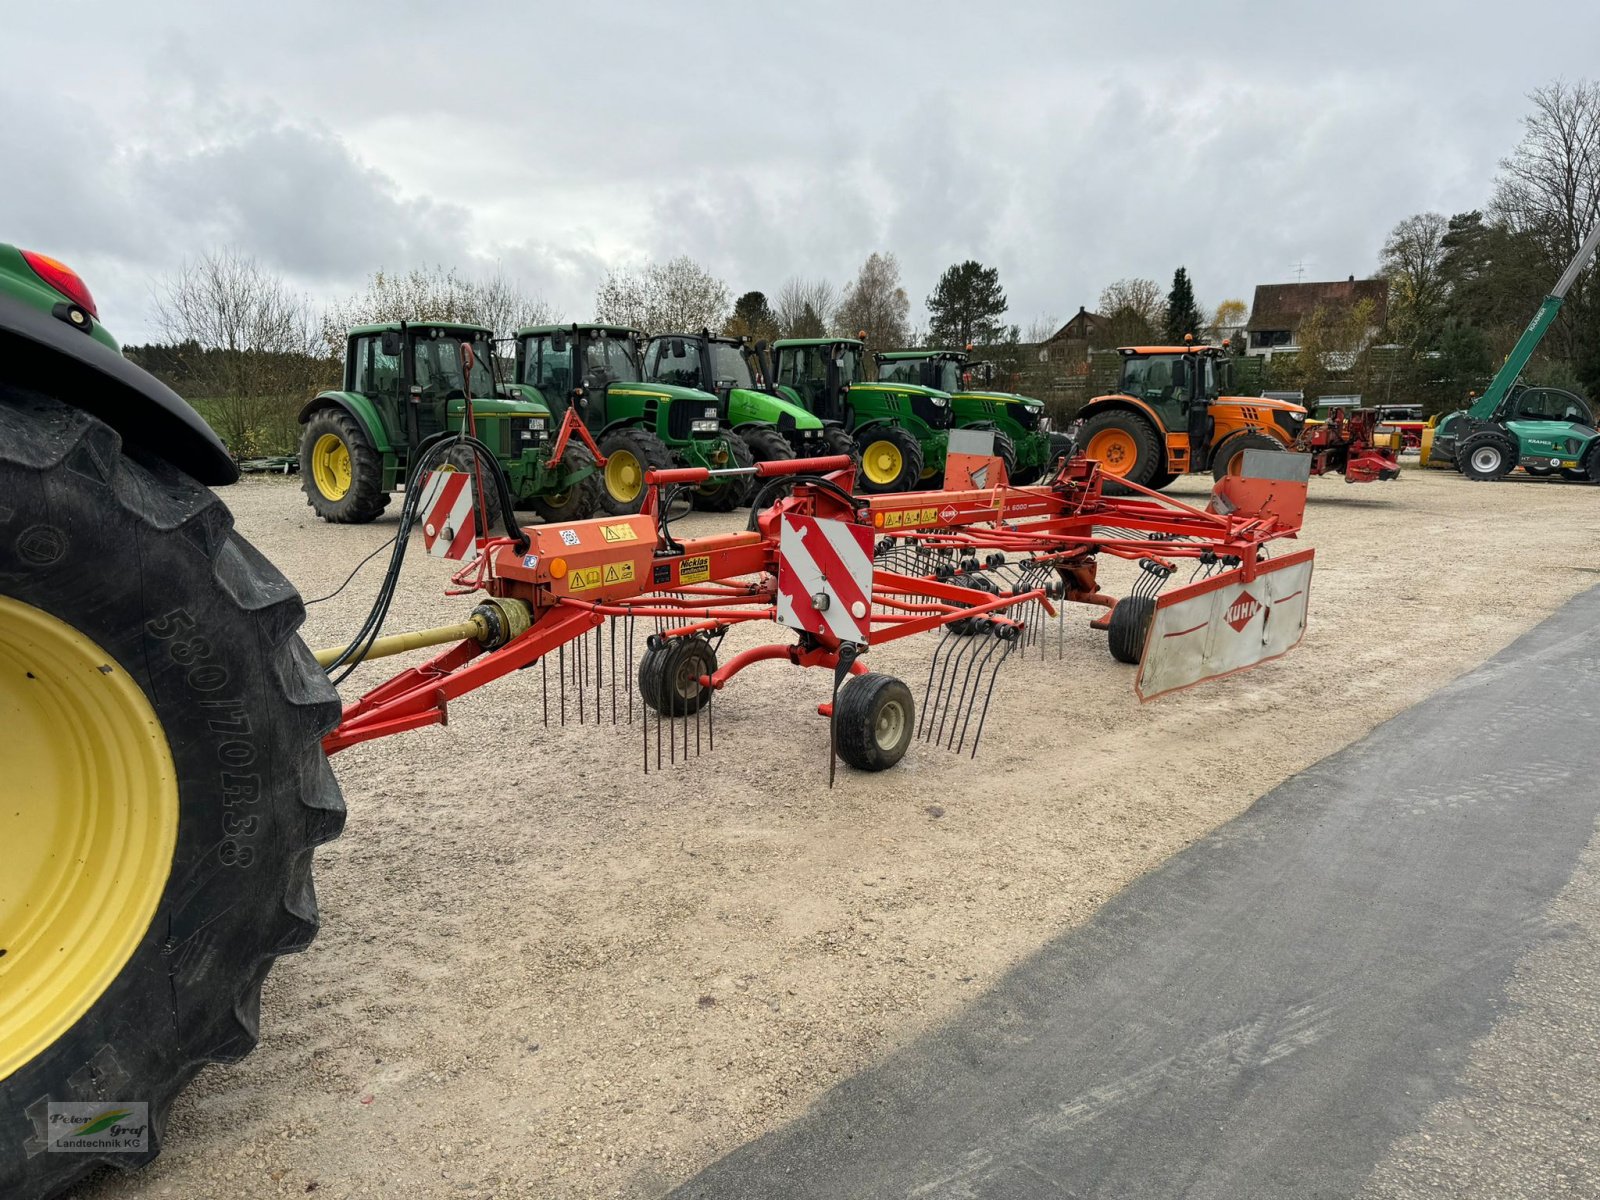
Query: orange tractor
[{"left": 1075, "top": 342, "right": 1400, "bottom": 490}]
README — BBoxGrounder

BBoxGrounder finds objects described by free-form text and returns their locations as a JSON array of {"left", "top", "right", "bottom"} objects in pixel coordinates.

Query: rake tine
[
  {"left": 708, "top": 674, "right": 714, "bottom": 752},
  {"left": 642, "top": 691, "right": 649, "bottom": 775},
  {"left": 695, "top": 685, "right": 702, "bottom": 756},
  {"left": 933, "top": 635, "right": 982, "bottom": 747},
  {"left": 656, "top": 685, "right": 663, "bottom": 770},
  {"left": 610, "top": 618, "right": 617, "bottom": 725},
  {"left": 920, "top": 628, "right": 961, "bottom": 739},
  {"left": 627, "top": 613, "right": 635, "bottom": 725},
  {"left": 955, "top": 632, "right": 1006, "bottom": 752},
  {"left": 577, "top": 629, "right": 585, "bottom": 725},
  {"left": 969, "top": 635, "right": 1015, "bottom": 758},
  {"left": 945, "top": 632, "right": 994, "bottom": 750},
  {"left": 595, "top": 626, "right": 602, "bottom": 726},
  {"left": 542, "top": 654, "right": 549, "bottom": 727},
  {"left": 559, "top": 643, "right": 567, "bottom": 727}
]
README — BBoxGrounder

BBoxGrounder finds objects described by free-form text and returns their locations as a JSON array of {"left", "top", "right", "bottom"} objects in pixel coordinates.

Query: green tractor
[
  {"left": 770, "top": 336, "right": 952, "bottom": 492},
  {"left": 875, "top": 348, "right": 1060, "bottom": 483},
  {"left": 514, "top": 324, "right": 751, "bottom": 513},
  {"left": 1425, "top": 220, "right": 1600, "bottom": 481},
  {"left": 299, "top": 321, "right": 600, "bottom": 525},
  {"left": 642, "top": 329, "right": 844, "bottom": 464}
]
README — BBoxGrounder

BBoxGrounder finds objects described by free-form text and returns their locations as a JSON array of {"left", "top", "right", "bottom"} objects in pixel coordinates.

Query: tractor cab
[
  {"left": 877, "top": 349, "right": 967, "bottom": 394},
  {"left": 1112, "top": 345, "right": 1228, "bottom": 471},
  {"left": 344, "top": 322, "right": 503, "bottom": 445},
  {"left": 643, "top": 330, "right": 825, "bottom": 460},
  {"left": 771, "top": 337, "right": 868, "bottom": 425},
  {"left": 516, "top": 324, "right": 648, "bottom": 432}
]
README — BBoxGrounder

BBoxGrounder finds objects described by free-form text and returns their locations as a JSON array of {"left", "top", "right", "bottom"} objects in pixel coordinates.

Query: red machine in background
[{"left": 1298, "top": 407, "right": 1403, "bottom": 483}]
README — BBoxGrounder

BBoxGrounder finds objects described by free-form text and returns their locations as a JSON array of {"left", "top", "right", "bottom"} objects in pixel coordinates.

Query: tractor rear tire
[
  {"left": 990, "top": 428, "right": 1018, "bottom": 482},
  {"left": 1560, "top": 468, "right": 1591, "bottom": 484},
  {"left": 819, "top": 425, "right": 864, "bottom": 475},
  {"left": 741, "top": 426, "right": 795, "bottom": 467},
  {"left": 1524, "top": 465, "right": 1555, "bottom": 477},
  {"left": 1078, "top": 410, "right": 1162, "bottom": 494},
  {"left": 1211, "top": 431, "right": 1287, "bottom": 481},
  {"left": 0, "top": 387, "right": 344, "bottom": 1200},
  {"left": 598, "top": 428, "right": 673, "bottom": 516},
  {"left": 696, "top": 430, "right": 756, "bottom": 512},
  {"left": 638, "top": 635, "right": 717, "bottom": 716},
  {"left": 1148, "top": 469, "right": 1179, "bottom": 490},
  {"left": 856, "top": 426, "right": 925, "bottom": 494},
  {"left": 1108, "top": 595, "right": 1157, "bottom": 664},
  {"left": 1457, "top": 431, "right": 1516, "bottom": 481},
  {"left": 300, "top": 407, "right": 388, "bottom": 523},
  {"left": 834, "top": 673, "right": 915, "bottom": 773},
  {"left": 527, "top": 446, "right": 602, "bottom": 523},
  {"left": 443, "top": 442, "right": 503, "bottom": 535},
  {"left": 1583, "top": 440, "right": 1600, "bottom": 483}
]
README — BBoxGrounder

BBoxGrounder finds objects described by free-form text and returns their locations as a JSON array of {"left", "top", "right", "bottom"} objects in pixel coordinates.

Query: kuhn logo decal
[{"left": 1225, "top": 591, "right": 1260, "bottom": 633}]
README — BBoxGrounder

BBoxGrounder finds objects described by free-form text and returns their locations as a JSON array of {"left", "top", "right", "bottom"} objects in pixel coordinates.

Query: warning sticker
[
  {"left": 600, "top": 523, "right": 638, "bottom": 543},
  {"left": 570, "top": 560, "right": 636, "bottom": 591},
  {"left": 679, "top": 555, "right": 711, "bottom": 584},
  {"left": 881, "top": 507, "right": 938, "bottom": 530}
]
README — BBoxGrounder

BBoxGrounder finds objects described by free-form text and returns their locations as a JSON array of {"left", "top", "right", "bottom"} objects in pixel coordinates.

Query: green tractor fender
[
  {"left": 0, "top": 286, "right": 236, "bottom": 485},
  {"left": 298, "top": 390, "right": 394, "bottom": 454}
]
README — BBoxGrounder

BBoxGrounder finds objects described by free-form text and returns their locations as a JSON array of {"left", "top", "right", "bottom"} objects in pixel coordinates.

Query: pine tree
[
  {"left": 927, "top": 261, "right": 1009, "bottom": 347},
  {"left": 1163, "top": 268, "right": 1204, "bottom": 343}
]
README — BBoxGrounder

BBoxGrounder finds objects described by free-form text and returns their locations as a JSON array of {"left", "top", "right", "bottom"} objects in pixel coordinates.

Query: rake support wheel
[
  {"left": 834, "top": 673, "right": 915, "bottom": 773},
  {"left": 1108, "top": 595, "right": 1157, "bottom": 664},
  {"left": 638, "top": 635, "right": 717, "bottom": 716}
]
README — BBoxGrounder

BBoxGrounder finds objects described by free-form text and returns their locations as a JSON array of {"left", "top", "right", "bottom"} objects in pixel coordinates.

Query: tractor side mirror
[
  {"left": 552, "top": 333, "right": 568, "bottom": 353},
  {"left": 671, "top": 338, "right": 686, "bottom": 357},
  {"left": 380, "top": 330, "right": 403, "bottom": 357}
]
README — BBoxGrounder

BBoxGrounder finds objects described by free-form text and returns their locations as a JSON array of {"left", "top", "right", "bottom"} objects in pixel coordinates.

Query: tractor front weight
[{"left": 319, "top": 447, "right": 1314, "bottom": 776}]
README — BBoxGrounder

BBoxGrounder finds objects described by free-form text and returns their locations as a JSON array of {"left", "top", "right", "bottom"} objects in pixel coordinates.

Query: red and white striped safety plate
[
  {"left": 417, "top": 469, "right": 479, "bottom": 560},
  {"left": 775, "top": 514, "right": 875, "bottom": 646}
]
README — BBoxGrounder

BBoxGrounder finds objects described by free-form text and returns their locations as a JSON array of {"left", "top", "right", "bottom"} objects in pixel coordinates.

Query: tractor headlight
[
  {"left": 1567, "top": 437, "right": 1583, "bottom": 454},
  {"left": 1038, "top": 415, "right": 1053, "bottom": 433},
  {"left": 931, "top": 396, "right": 948, "bottom": 406},
  {"left": 691, "top": 419, "right": 720, "bottom": 433}
]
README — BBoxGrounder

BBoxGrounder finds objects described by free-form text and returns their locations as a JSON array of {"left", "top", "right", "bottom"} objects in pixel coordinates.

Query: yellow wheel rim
[
  {"left": 311, "top": 433, "right": 352, "bottom": 502},
  {"left": 605, "top": 450, "right": 643, "bottom": 503},
  {"left": 863, "top": 440, "right": 904, "bottom": 485},
  {"left": 1085, "top": 429, "right": 1138, "bottom": 476},
  {"left": 0, "top": 596, "right": 178, "bottom": 1081}
]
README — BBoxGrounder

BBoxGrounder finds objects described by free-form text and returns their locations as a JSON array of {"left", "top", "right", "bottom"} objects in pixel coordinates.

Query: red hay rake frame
[{"left": 324, "top": 454, "right": 1310, "bottom": 761}]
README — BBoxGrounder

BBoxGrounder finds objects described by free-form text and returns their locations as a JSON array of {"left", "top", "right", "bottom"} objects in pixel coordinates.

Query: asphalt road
[{"left": 672, "top": 585, "right": 1600, "bottom": 1199}]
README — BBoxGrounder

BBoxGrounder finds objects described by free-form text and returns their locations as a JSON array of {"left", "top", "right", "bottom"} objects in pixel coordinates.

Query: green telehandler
[
  {"left": 514, "top": 324, "right": 751, "bottom": 514},
  {"left": 874, "top": 348, "right": 1061, "bottom": 483},
  {"left": 1426, "top": 219, "right": 1600, "bottom": 482},
  {"left": 769, "top": 336, "right": 952, "bottom": 492},
  {"left": 299, "top": 321, "right": 600, "bottom": 525},
  {"left": 642, "top": 329, "right": 835, "bottom": 464}
]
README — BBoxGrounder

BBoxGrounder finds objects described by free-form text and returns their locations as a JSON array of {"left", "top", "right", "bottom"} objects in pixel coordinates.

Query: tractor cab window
[
  {"left": 1122, "top": 356, "right": 1175, "bottom": 401},
  {"left": 521, "top": 335, "right": 573, "bottom": 402},
  {"left": 580, "top": 333, "right": 641, "bottom": 388},
  {"left": 875, "top": 358, "right": 916, "bottom": 386},
  {"left": 410, "top": 335, "right": 495, "bottom": 401},
  {"left": 708, "top": 341, "right": 754, "bottom": 390},
  {"left": 1511, "top": 387, "right": 1593, "bottom": 426},
  {"left": 351, "top": 335, "right": 401, "bottom": 398},
  {"left": 934, "top": 359, "right": 964, "bottom": 393},
  {"left": 646, "top": 338, "right": 703, "bottom": 389}
]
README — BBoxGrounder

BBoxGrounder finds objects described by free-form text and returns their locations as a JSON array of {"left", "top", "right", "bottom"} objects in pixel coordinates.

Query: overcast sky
[{"left": 5, "top": 1, "right": 1597, "bottom": 344}]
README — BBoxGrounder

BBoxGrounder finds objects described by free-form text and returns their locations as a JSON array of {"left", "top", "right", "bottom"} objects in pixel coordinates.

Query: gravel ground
[{"left": 81, "top": 466, "right": 1600, "bottom": 1200}]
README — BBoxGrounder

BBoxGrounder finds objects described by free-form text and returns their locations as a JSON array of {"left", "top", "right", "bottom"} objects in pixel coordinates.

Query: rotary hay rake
[{"left": 315, "top": 447, "right": 1316, "bottom": 779}]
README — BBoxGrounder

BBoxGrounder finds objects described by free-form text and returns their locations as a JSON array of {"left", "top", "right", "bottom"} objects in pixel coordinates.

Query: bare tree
[
  {"left": 835, "top": 252, "right": 911, "bottom": 352},
  {"left": 323, "top": 265, "right": 550, "bottom": 353},
  {"left": 1022, "top": 314, "right": 1060, "bottom": 344},
  {"left": 1491, "top": 80, "right": 1600, "bottom": 359},
  {"left": 1097, "top": 278, "right": 1166, "bottom": 329},
  {"left": 594, "top": 256, "right": 731, "bottom": 333},
  {"left": 774, "top": 276, "right": 838, "bottom": 339},
  {"left": 152, "top": 248, "right": 328, "bottom": 455},
  {"left": 1379, "top": 213, "right": 1450, "bottom": 346}
]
